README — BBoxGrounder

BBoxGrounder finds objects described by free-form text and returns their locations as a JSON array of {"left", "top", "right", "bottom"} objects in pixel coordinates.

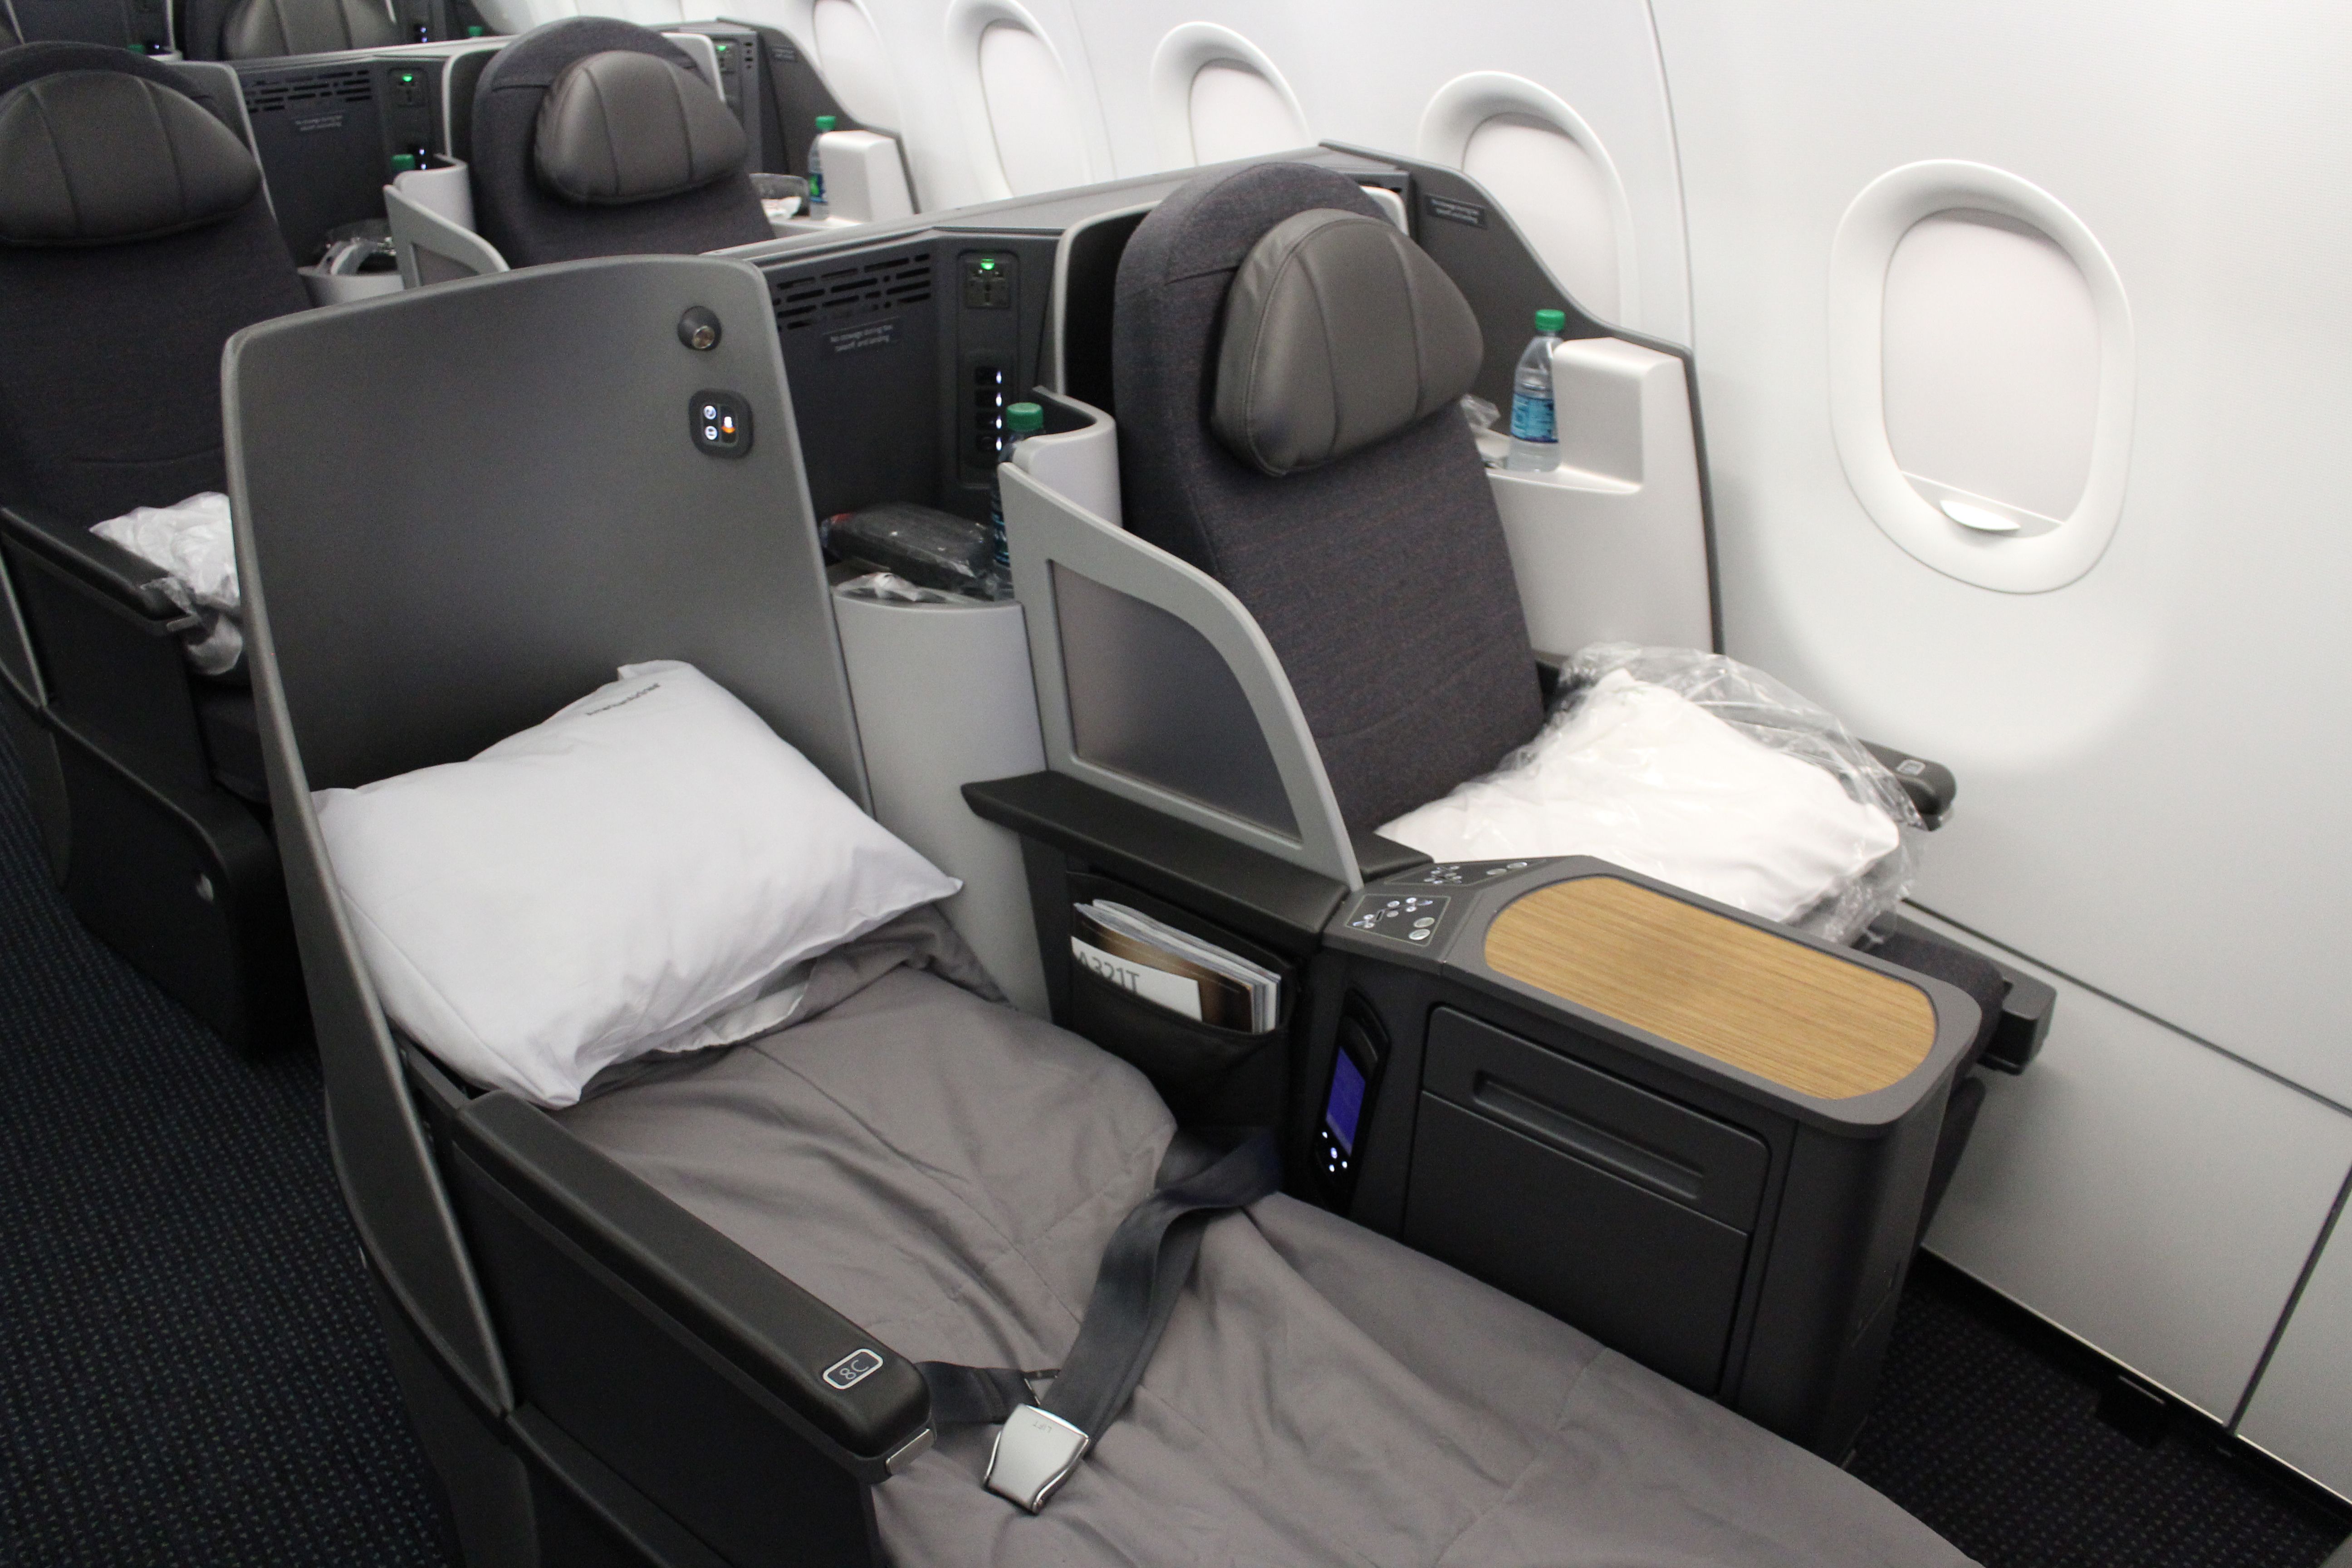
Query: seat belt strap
[{"left": 916, "top": 1128, "right": 1282, "bottom": 1512}]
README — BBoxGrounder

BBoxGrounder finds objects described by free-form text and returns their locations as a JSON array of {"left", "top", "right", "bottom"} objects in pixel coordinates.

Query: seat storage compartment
[
  {"left": 1058, "top": 872, "right": 1294, "bottom": 1123},
  {"left": 1401, "top": 1008, "right": 1769, "bottom": 1392}
]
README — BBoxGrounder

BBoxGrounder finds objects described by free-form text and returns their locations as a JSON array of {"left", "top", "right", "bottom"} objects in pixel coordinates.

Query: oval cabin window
[
  {"left": 1827, "top": 161, "right": 2134, "bottom": 593},
  {"left": 977, "top": 21, "right": 1089, "bottom": 196},
  {"left": 1186, "top": 61, "right": 1307, "bottom": 164},
  {"left": 812, "top": 0, "right": 902, "bottom": 129},
  {"left": 1460, "top": 112, "right": 1622, "bottom": 322},
  {"left": 1881, "top": 211, "right": 2102, "bottom": 530}
]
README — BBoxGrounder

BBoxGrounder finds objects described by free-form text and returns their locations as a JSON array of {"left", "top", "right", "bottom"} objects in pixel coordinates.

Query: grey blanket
[{"left": 561, "top": 928, "right": 1969, "bottom": 1568}]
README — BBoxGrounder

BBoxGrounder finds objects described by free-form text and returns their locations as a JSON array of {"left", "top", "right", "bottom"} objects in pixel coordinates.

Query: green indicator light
[
  {"left": 715, "top": 41, "right": 728, "bottom": 51},
  {"left": 398, "top": 71, "right": 414, "bottom": 82},
  {"left": 978, "top": 258, "right": 995, "bottom": 271}
]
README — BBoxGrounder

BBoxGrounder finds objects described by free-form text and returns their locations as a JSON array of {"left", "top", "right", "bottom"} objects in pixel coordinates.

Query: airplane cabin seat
[
  {"left": 225, "top": 254, "right": 1975, "bottom": 1568},
  {"left": 466, "top": 19, "right": 772, "bottom": 269},
  {"left": 973, "top": 160, "right": 2052, "bottom": 1454},
  {"left": 0, "top": 42, "right": 310, "bottom": 1051},
  {"left": 1110, "top": 165, "right": 1544, "bottom": 833}
]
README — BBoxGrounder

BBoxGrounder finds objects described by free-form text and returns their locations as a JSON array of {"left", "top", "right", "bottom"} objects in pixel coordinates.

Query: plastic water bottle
[
  {"left": 1507, "top": 307, "right": 1567, "bottom": 472},
  {"left": 986, "top": 401, "right": 1044, "bottom": 598},
  {"left": 808, "top": 114, "right": 835, "bottom": 216}
]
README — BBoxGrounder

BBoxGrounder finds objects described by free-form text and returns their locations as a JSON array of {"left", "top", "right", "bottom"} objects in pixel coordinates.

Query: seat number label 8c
[{"left": 823, "top": 1348, "right": 885, "bottom": 1390}]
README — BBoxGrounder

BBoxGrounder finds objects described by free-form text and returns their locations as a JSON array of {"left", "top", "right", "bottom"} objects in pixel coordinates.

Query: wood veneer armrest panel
[{"left": 1483, "top": 877, "right": 1936, "bottom": 1099}]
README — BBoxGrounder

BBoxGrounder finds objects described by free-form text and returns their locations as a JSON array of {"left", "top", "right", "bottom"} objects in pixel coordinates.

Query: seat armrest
[
  {"left": 1353, "top": 830, "right": 1431, "bottom": 881},
  {"left": 1862, "top": 740, "right": 1956, "bottom": 829},
  {"left": 452, "top": 1091, "right": 932, "bottom": 1480},
  {"left": 0, "top": 504, "right": 197, "bottom": 630},
  {"left": 1882, "top": 916, "right": 2053, "bottom": 1074}
]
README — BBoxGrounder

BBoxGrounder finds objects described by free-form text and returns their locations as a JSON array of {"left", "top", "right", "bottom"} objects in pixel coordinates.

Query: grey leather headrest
[
  {"left": 534, "top": 50, "right": 747, "bottom": 206},
  {"left": 221, "top": 0, "right": 400, "bottom": 61},
  {"left": 1212, "top": 208, "right": 1484, "bottom": 477},
  {"left": 0, "top": 71, "right": 262, "bottom": 247}
]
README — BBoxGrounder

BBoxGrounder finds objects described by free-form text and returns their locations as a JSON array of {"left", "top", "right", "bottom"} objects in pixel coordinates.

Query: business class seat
[
  {"left": 225, "top": 253, "right": 1974, "bottom": 1567},
  {"left": 468, "top": 18, "right": 769, "bottom": 267},
  {"left": 967, "top": 162, "right": 2044, "bottom": 1404},
  {"left": 0, "top": 42, "right": 310, "bottom": 1050}
]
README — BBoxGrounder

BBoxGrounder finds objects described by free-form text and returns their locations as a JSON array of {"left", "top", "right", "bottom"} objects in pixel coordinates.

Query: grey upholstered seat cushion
[
  {"left": 1113, "top": 162, "right": 1542, "bottom": 832},
  {"left": 1213, "top": 207, "right": 1484, "bottom": 477},
  {"left": 562, "top": 959, "right": 1974, "bottom": 1568},
  {"left": 0, "top": 71, "right": 261, "bottom": 246},
  {"left": 470, "top": 19, "right": 771, "bottom": 268},
  {"left": 535, "top": 49, "right": 748, "bottom": 206},
  {"left": 220, "top": 0, "right": 399, "bottom": 59},
  {"left": 0, "top": 45, "right": 307, "bottom": 521}
]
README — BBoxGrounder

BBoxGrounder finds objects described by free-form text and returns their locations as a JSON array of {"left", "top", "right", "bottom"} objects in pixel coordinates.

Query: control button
[
  {"left": 1408, "top": 930, "right": 1431, "bottom": 942},
  {"left": 688, "top": 390, "right": 751, "bottom": 457},
  {"left": 1411, "top": 917, "right": 1435, "bottom": 929},
  {"left": 1507, "top": 861, "right": 1528, "bottom": 869}
]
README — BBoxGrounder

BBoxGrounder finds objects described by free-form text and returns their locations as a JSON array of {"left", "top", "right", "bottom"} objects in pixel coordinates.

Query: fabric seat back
[
  {"left": 1111, "top": 162, "right": 1543, "bottom": 832},
  {"left": 0, "top": 44, "right": 307, "bottom": 521},
  {"left": 468, "top": 18, "right": 770, "bottom": 269}
]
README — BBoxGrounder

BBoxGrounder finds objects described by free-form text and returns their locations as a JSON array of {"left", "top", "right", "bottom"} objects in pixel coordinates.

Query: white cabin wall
[
  {"left": 1649, "top": 0, "right": 2352, "bottom": 1450},
  {"left": 1054, "top": 0, "right": 1689, "bottom": 343}
]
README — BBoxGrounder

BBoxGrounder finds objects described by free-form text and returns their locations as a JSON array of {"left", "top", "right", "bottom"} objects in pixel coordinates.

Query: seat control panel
[
  {"left": 691, "top": 392, "right": 751, "bottom": 457},
  {"left": 1399, "top": 858, "right": 1546, "bottom": 887},
  {"left": 1335, "top": 858, "right": 1559, "bottom": 960},
  {"left": 1344, "top": 892, "right": 1452, "bottom": 946}
]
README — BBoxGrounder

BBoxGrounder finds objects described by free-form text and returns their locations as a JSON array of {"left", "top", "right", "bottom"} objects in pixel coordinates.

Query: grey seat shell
[
  {"left": 1112, "top": 162, "right": 1543, "bottom": 832},
  {"left": 470, "top": 18, "right": 769, "bottom": 268}
]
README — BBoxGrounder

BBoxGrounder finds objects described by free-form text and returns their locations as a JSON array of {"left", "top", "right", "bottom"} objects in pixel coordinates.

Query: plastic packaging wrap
[
  {"left": 835, "top": 571, "right": 968, "bottom": 605},
  {"left": 1380, "top": 643, "right": 1922, "bottom": 941},
  {"left": 820, "top": 502, "right": 1001, "bottom": 598},
  {"left": 89, "top": 492, "right": 245, "bottom": 676},
  {"left": 751, "top": 172, "right": 807, "bottom": 221}
]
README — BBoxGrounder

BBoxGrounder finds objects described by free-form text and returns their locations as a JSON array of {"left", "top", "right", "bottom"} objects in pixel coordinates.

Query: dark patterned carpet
[
  {"left": 0, "top": 734, "right": 455, "bottom": 1568},
  {"left": 1851, "top": 1255, "right": 2347, "bottom": 1568},
  {"left": 0, "top": 728, "right": 2342, "bottom": 1567}
]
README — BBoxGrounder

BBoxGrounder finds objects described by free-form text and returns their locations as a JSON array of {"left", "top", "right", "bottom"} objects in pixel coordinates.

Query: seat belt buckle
[{"left": 984, "top": 1404, "right": 1091, "bottom": 1513}]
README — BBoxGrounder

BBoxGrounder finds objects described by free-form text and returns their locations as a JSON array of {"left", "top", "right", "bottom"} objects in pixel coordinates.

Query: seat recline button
[{"left": 689, "top": 390, "right": 751, "bottom": 456}]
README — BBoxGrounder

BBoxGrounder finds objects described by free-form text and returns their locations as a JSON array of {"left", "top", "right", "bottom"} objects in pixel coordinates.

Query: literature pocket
[{"left": 1060, "top": 875, "right": 1294, "bottom": 1112}]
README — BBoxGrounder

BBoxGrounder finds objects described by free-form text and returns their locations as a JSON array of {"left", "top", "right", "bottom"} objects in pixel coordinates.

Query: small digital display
[{"left": 1324, "top": 1051, "right": 1368, "bottom": 1155}]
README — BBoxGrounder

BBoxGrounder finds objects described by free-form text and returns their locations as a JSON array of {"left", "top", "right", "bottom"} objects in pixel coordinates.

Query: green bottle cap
[
  {"left": 1534, "top": 308, "right": 1567, "bottom": 333},
  {"left": 1005, "top": 402, "right": 1045, "bottom": 435},
  {"left": 465, "top": 23, "right": 483, "bottom": 34},
  {"left": 815, "top": 114, "right": 837, "bottom": 132},
  {"left": 389, "top": 152, "right": 419, "bottom": 173}
]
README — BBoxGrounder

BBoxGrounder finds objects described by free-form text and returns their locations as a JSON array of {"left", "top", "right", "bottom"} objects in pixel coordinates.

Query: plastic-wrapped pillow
[
  {"left": 1380, "top": 645, "right": 1921, "bottom": 941},
  {"left": 314, "top": 661, "right": 960, "bottom": 1107},
  {"left": 89, "top": 491, "right": 243, "bottom": 675}
]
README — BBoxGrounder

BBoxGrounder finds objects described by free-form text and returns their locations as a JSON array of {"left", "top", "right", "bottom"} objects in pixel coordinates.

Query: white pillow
[
  {"left": 314, "top": 661, "right": 959, "bottom": 1107},
  {"left": 1380, "top": 669, "right": 1900, "bottom": 926}
]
